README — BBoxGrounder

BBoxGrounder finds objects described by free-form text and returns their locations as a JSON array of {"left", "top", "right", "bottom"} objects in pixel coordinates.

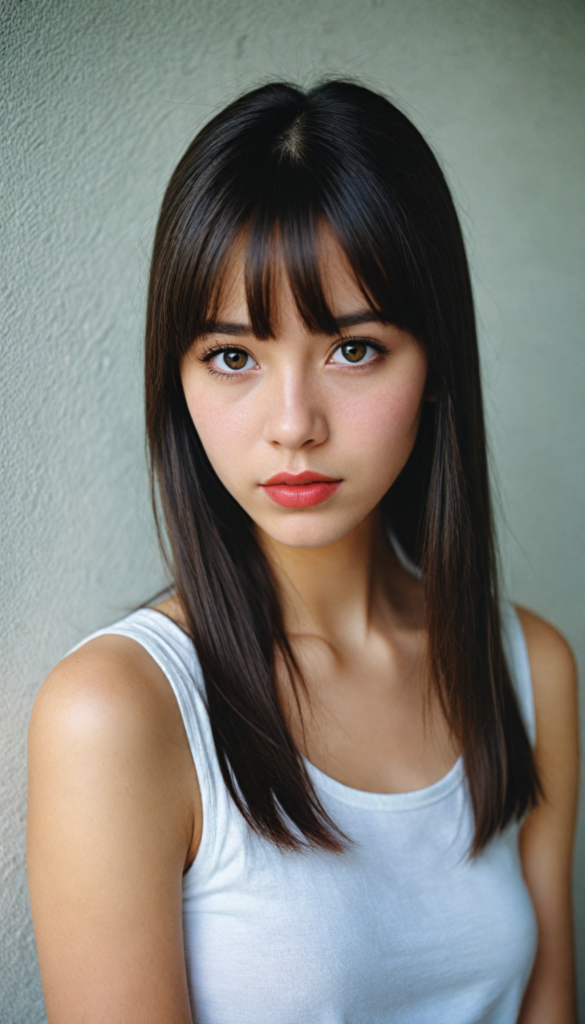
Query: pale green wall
[{"left": 1, "top": 0, "right": 583, "bottom": 1020}]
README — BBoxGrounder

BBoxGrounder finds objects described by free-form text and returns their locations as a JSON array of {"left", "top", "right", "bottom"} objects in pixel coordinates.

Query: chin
[{"left": 256, "top": 509, "right": 370, "bottom": 549}]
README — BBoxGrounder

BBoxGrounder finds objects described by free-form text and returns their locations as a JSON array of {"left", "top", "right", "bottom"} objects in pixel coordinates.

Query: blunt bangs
[{"left": 170, "top": 88, "right": 432, "bottom": 358}]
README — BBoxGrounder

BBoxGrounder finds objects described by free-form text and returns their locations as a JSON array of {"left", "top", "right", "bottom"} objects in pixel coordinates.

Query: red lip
[
  {"left": 262, "top": 471, "right": 339, "bottom": 486},
  {"left": 260, "top": 471, "right": 342, "bottom": 509}
]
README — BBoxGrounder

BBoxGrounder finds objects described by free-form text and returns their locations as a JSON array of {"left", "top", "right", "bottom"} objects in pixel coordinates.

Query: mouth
[{"left": 260, "top": 471, "right": 343, "bottom": 509}]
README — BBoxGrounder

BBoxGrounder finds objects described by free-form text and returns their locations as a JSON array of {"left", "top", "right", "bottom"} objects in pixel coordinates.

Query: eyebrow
[{"left": 199, "top": 309, "right": 386, "bottom": 337}]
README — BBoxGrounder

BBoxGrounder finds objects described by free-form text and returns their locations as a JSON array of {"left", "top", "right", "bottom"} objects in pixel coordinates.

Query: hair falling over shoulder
[{"left": 145, "top": 79, "right": 542, "bottom": 856}]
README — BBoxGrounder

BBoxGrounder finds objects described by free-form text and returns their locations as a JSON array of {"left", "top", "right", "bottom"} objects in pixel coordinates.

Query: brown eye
[
  {"left": 209, "top": 348, "right": 256, "bottom": 373},
  {"left": 331, "top": 340, "right": 377, "bottom": 365},
  {"left": 341, "top": 341, "right": 367, "bottom": 363},
  {"left": 223, "top": 350, "right": 248, "bottom": 370},
  {"left": 330, "top": 339, "right": 384, "bottom": 368}
]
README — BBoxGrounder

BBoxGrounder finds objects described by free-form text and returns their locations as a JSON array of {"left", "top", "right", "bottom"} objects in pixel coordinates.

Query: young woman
[{"left": 27, "top": 80, "right": 579, "bottom": 1024}]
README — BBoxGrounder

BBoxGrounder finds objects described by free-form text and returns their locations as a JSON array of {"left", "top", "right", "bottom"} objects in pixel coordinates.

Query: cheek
[
  {"left": 183, "top": 382, "right": 257, "bottom": 481},
  {"left": 337, "top": 380, "right": 424, "bottom": 479}
]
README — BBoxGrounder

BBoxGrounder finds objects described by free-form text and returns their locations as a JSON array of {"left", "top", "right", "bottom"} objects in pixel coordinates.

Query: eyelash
[{"left": 198, "top": 337, "right": 389, "bottom": 379}]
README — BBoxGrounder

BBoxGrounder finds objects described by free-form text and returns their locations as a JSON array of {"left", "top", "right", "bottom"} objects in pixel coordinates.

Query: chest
[
  {"left": 182, "top": 782, "right": 537, "bottom": 1024},
  {"left": 281, "top": 637, "right": 459, "bottom": 795}
]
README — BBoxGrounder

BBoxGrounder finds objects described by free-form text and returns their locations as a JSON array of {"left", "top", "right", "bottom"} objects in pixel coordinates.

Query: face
[{"left": 180, "top": 229, "right": 429, "bottom": 549}]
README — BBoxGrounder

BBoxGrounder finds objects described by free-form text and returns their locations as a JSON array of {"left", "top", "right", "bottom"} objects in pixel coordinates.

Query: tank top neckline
[
  {"left": 303, "top": 753, "right": 464, "bottom": 811},
  {"left": 139, "top": 606, "right": 465, "bottom": 813}
]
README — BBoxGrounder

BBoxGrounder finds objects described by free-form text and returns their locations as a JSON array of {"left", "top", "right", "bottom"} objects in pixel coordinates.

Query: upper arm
[
  {"left": 27, "top": 636, "right": 199, "bottom": 1024},
  {"left": 515, "top": 606, "right": 580, "bottom": 1024}
]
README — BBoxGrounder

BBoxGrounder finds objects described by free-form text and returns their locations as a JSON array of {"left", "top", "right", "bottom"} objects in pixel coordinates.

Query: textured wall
[{"left": 1, "top": 0, "right": 583, "bottom": 1020}]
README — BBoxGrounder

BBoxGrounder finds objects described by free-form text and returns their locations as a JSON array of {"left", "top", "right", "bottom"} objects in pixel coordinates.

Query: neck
[{"left": 257, "top": 508, "right": 420, "bottom": 645}]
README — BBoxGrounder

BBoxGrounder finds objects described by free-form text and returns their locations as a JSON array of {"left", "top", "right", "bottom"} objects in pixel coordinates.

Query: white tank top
[{"left": 75, "top": 601, "right": 537, "bottom": 1023}]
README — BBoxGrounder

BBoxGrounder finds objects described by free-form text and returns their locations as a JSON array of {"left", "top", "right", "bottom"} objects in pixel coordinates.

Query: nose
[{"left": 261, "top": 366, "right": 328, "bottom": 450}]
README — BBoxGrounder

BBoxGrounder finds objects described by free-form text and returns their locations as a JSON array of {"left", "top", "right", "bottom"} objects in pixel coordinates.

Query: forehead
[{"left": 213, "top": 223, "right": 372, "bottom": 329}]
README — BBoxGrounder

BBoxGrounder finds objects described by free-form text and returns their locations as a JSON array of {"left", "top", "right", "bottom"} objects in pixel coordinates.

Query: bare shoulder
[
  {"left": 28, "top": 631, "right": 201, "bottom": 866},
  {"left": 30, "top": 632, "right": 188, "bottom": 759},
  {"left": 514, "top": 605, "right": 577, "bottom": 686},
  {"left": 513, "top": 604, "right": 579, "bottom": 790},
  {"left": 28, "top": 634, "right": 200, "bottom": 1022}
]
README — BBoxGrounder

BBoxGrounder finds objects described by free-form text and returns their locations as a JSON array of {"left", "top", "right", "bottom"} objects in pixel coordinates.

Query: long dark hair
[{"left": 145, "top": 79, "right": 541, "bottom": 855}]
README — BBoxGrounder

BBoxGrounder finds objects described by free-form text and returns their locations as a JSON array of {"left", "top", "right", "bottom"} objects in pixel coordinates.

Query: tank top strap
[
  {"left": 500, "top": 601, "right": 536, "bottom": 747},
  {"left": 66, "top": 608, "right": 232, "bottom": 887}
]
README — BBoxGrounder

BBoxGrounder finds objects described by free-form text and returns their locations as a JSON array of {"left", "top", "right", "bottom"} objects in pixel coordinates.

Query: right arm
[{"left": 27, "top": 634, "right": 201, "bottom": 1024}]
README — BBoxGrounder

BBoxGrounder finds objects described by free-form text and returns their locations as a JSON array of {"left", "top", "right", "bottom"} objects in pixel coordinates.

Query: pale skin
[{"left": 27, "top": 230, "right": 579, "bottom": 1023}]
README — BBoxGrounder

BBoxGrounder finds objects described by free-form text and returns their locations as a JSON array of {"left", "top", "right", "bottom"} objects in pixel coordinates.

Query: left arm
[{"left": 515, "top": 606, "right": 580, "bottom": 1024}]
